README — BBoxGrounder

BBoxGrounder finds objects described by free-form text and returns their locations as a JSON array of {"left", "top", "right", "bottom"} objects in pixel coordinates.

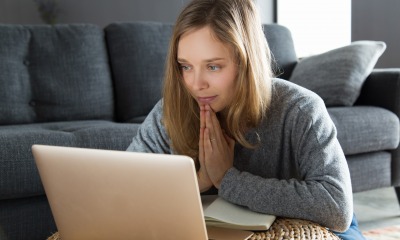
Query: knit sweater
[{"left": 126, "top": 78, "right": 353, "bottom": 232}]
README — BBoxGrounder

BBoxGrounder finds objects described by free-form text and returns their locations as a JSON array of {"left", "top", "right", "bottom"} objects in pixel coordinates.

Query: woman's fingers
[
  {"left": 198, "top": 112, "right": 213, "bottom": 192},
  {"left": 204, "top": 127, "right": 214, "bottom": 151},
  {"left": 224, "top": 132, "right": 236, "bottom": 149},
  {"left": 200, "top": 104, "right": 206, "bottom": 128},
  {"left": 199, "top": 126, "right": 204, "bottom": 159},
  {"left": 202, "top": 105, "right": 235, "bottom": 189},
  {"left": 204, "top": 104, "right": 223, "bottom": 143}
]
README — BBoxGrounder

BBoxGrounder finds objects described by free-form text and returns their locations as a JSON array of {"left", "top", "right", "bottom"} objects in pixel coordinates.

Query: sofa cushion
[
  {"left": 347, "top": 152, "right": 391, "bottom": 192},
  {"left": 0, "top": 24, "right": 114, "bottom": 125},
  {"left": 105, "top": 22, "right": 174, "bottom": 123},
  {"left": 328, "top": 106, "right": 399, "bottom": 155},
  {"left": 0, "top": 121, "right": 139, "bottom": 200},
  {"left": 289, "top": 41, "right": 386, "bottom": 106},
  {"left": 263, "top": 24, "right": 298, "bottom": 80},
  {"left": 0, "top": 195, "right": 56, "bottom": 240}
]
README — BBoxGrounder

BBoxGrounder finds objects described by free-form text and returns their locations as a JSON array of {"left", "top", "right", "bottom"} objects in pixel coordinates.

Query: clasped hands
[{"left": 197, "top": 104, "right": 235, "bottom": 192}]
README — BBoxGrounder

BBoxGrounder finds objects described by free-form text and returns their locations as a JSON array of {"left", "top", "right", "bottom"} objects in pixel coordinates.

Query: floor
[{"left": 354, "top": 187, "right": 400, "bottom": 231}]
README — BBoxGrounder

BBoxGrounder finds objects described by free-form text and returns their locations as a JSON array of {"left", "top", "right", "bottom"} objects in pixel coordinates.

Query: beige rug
[{"left": 362, "top": 225, "right": 400, "bottom": 240}]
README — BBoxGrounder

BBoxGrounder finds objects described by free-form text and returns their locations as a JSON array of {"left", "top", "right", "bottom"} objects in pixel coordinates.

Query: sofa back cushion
[
  {"left": 105, "top": 22, "right": 174, "bottom": 123},
  {"left": 263, "top": 24, "right": 298, "bottom": 80},
  {"left": 0, "top": 24, "right": 114, "bottom": 125}
]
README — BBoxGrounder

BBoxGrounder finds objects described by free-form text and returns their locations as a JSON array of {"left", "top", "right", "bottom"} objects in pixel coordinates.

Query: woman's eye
[
  {"left": 208, "top": 65, "right": 220, "bottom": 71},
  {"left": 180, "top": 65, "right": 191, "bottom": 71}
]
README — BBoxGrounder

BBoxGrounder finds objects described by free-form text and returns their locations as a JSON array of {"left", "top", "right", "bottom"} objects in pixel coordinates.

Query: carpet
[{"left": 362, "top": 225, "right": 400, "bottom": 240}]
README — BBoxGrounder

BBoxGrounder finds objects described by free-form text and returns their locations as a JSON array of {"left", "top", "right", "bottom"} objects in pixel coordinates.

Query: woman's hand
[
  {"left": 202, "top": 104, "right": 235, "bottom": 189},
  {"left": 197, "top": 105, "right": 214, "bottom": 192}
]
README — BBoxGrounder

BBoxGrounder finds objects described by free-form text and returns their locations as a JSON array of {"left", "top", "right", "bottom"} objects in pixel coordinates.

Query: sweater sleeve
[
  {"left": 219, "top": 95, "right": 353, "bottom": 232},
  {"left": 126, "top": 100, "right": 172, "bottom": 154}
]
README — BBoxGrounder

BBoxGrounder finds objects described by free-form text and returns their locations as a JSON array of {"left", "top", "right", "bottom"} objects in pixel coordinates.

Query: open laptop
[{"left": 32, "top": 145, "right": 253, "bottom": 240}]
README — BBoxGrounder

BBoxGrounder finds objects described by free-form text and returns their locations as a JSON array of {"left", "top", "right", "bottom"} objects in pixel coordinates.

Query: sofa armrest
[
  {"left": 355, "top": 68, "right": 400, "bottom": 116},
  {"left": 355, "top": 68, "right": 400, "bottom": 186}
]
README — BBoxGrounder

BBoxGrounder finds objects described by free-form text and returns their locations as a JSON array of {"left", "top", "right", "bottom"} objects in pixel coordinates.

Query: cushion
[
  {"left": 0, "top": 195, "right": 57, "bottom": 240},
  {"left": 289, "top": 41, "right": 386, "bottom": 106},
  {"left": 347, "top": 152, "right": 391, "bottom": 193},
  {"left": 0, "top": 121, "right": 139, "bottom": 200},
  {"left": 328, "top": 106, "right": 399, "bottom": 155},
  {"left": 0, "top": 24, "right": 114, "bottom": 125},
  {"left": 263, "top": 24, "right": 298, "bottom": 80},
  {"left": 105, "top": 22, "right": 173, "bottom": 123}
]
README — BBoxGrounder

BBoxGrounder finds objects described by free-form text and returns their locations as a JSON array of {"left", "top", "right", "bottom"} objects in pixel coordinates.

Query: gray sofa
[{"left": 0, "top": 22, "right": 399, "bottom": 240}]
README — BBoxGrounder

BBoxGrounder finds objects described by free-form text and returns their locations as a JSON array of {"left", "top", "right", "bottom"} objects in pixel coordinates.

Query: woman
[{"left": 127, "top": 0, "right": 365, "bottom": 238}]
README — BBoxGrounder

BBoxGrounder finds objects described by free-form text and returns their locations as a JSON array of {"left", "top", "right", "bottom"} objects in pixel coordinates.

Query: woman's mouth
[{"left": 197, "top": 96, "right": 217, "bottom": 104}]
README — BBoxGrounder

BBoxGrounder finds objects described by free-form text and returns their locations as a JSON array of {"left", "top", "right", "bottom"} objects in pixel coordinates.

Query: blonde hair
[{"left": 163, "top": 0, "right": 273, "bottom": 160}]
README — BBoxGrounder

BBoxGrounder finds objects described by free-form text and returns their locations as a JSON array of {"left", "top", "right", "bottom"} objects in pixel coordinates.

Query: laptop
[{"left": 32, "top": 145, "right": 253, "bottom": 240}]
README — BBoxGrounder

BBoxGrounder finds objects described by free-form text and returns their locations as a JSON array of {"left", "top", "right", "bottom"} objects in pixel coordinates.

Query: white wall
[
  {"left": 277, "top": 0, "right": 351, "bottom": 58},
  {"left": 254, "top": 0, "right": 275, "bottom": 24}
]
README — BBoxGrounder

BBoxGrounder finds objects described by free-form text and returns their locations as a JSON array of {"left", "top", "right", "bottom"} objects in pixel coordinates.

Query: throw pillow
[{"left": 289, "top": 41, "right": 386, "bottom": 106}]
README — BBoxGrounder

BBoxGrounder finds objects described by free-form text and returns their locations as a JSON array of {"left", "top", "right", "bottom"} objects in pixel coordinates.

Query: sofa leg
[{"left": 394, "top": 187, "right": 400, "bottom": 205}]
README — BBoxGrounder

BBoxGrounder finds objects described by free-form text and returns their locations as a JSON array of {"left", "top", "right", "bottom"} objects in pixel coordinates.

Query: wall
[
  {"left": 2, "top": 1, "right": 396, "bottom": 68},
  {"left": 0, "top": 0, "right": 41, "bottom": 24},
  {"left": 352, "top": 0, "right": 400, "bottom": 68},
  {"left": 0, "top": 0, "right": 274, "bottom": 26},
  {"left": 254, "top": 0, "right": 275, "bottom": 24},
  {"left": 276, "top": 0, "right": 351, "bottom": 58},
  {"left": 0, "top": 0, "right": 189, "bottom": 26}
]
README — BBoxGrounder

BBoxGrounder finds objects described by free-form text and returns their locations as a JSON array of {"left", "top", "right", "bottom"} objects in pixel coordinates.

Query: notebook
[{"left": 32, "top": 145, "right": 253, "bottom": 240}]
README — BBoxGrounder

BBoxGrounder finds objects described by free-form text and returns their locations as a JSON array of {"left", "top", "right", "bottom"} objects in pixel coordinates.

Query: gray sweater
[{"left": 126, "top": 78, "right": 353, "bottom": 232}]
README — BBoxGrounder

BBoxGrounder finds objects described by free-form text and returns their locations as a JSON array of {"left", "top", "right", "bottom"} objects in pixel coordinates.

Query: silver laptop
[{"left": 32, "top": 145, "right": 253, "bottom": 240}]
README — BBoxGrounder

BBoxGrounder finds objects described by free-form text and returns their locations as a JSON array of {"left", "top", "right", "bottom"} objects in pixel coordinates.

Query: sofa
[{"left": 0, "top": 22, "right": 399, "bottom": 240}]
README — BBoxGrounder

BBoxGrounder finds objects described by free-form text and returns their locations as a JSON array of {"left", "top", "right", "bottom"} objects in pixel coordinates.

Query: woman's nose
[{"left": 191, "top": 70, "right": 208, "bottom": 90}]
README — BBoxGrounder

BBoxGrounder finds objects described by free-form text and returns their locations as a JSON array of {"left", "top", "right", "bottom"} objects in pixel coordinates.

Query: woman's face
[{"left": 177, "top": 26, "right": 238, "bottom": 112}]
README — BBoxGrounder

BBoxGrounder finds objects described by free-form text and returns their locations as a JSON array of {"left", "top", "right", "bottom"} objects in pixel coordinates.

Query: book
[{"left": 202, "top": 195, "right": 276, "bottom": 231}]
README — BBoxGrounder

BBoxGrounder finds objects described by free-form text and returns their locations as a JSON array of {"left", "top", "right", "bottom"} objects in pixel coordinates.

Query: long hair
[{"left": 163, "top": 0, "right": 273, "bottom": 160}]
